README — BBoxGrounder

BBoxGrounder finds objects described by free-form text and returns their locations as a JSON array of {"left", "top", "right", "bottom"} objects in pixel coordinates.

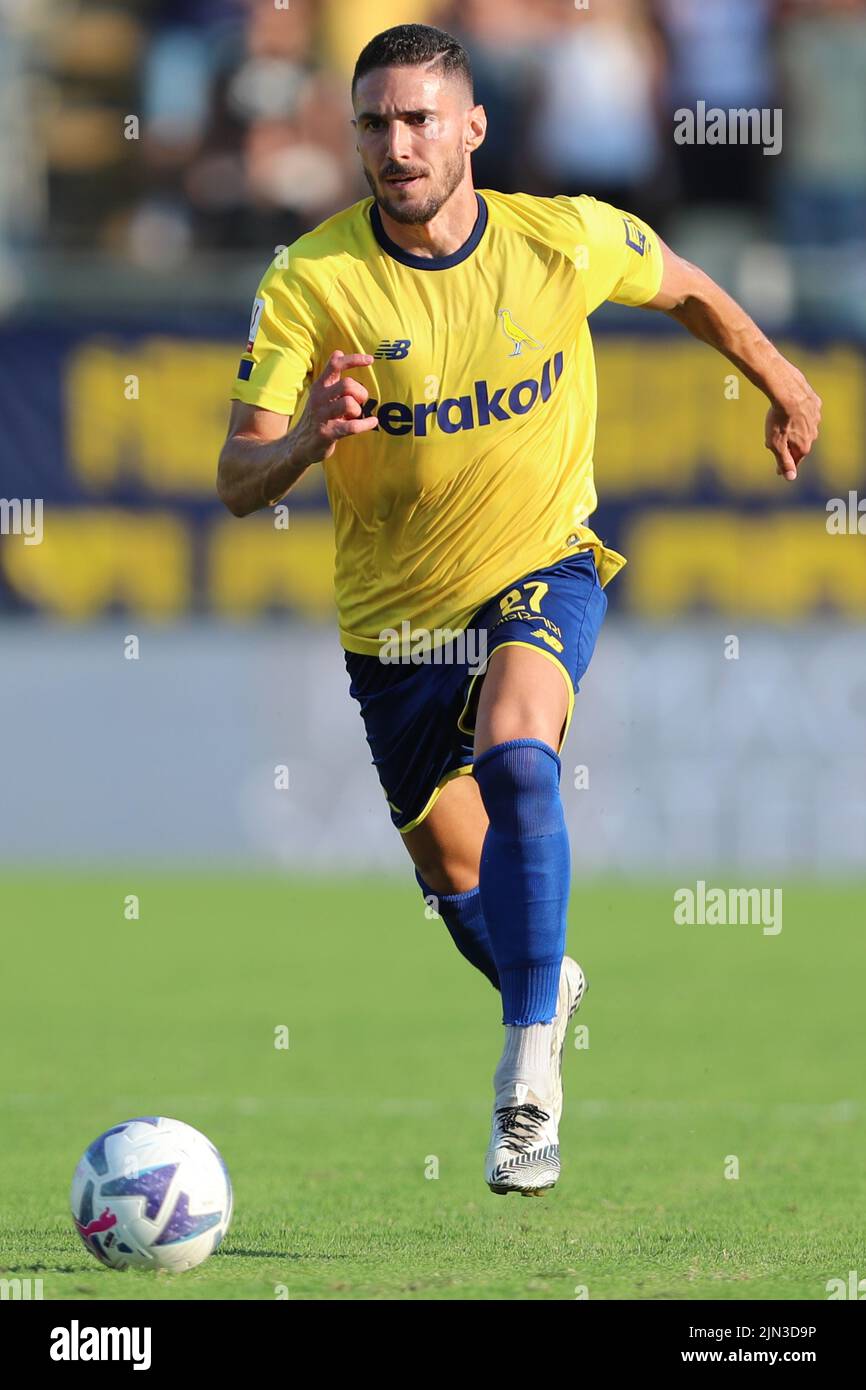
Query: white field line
[{"left": 2, "top": 1096, "right": 861, "bottom": 1123}]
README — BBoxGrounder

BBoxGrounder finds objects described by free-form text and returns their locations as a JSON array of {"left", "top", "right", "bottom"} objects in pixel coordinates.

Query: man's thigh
[
  {"left": 345, "top": 549, "right": 608, "bottom": 887},
  {"left": 474, "top": 644, "right": 570, "bottom": 758},
  {"left": 467, "top": 548, "right": 609, "bottom": 759}
]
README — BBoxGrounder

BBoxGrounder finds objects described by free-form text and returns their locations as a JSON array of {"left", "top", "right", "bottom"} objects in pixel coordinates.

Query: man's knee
[
  {"left": 402, "top": 774, "right": 488, "bottom": 896},
  {"left": 412, "top": 849, "right": 480, "bottom": 897},
  {"left": 474, "top": 738, "right": 563, "bottom": 838}
]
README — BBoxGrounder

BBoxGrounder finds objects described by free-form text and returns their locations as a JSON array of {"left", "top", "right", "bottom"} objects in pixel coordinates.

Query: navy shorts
[{"left": 345, "top": 548, "right": 608, "bottom": 832}]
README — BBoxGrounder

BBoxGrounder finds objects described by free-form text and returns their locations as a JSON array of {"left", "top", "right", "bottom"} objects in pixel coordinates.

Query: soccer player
[{"left": 217, "top": 24, "right": 821, "bottom": 1195}]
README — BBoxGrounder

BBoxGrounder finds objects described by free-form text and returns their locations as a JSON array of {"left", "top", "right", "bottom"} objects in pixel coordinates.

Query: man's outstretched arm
[{"left": 642, "top": 242, "right": 822, "bottom": 481}]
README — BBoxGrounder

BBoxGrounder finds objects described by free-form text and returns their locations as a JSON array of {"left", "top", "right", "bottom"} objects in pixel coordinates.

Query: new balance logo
[
  {"left": 363, "top": 350, "right": 564, "bottom": 436},
  {"left": 530, "top": 628, "right": 564, "bottom": 653},
  {"left": 374, "top": 339, "right": 412, "bottom": 360}
]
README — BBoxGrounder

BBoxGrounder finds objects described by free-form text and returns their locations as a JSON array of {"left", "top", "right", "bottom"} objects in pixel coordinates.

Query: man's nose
[{"left": 386, "top": 120, "right": 412, "bottom": 162}]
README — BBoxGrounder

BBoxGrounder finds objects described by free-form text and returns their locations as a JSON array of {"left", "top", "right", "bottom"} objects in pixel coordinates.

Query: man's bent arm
[
  {"left": 217, "top": 351, "right": 377, "bottom": 517},
  {"left": 643, "top": 242, "right": 822, "bottom": 479},
  {"left": 217, "top": 403, "right": 309, "bottom": 517}
]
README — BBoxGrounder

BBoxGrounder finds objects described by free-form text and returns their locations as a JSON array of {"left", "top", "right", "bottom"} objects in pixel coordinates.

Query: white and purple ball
[{"left": 71, "top": 1117, "right": 233, "bottom": 1272}]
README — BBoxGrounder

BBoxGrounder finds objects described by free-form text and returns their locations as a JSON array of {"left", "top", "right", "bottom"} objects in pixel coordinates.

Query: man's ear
[{"left": 467, "top": 104, "right": 487, "bottom": 153}]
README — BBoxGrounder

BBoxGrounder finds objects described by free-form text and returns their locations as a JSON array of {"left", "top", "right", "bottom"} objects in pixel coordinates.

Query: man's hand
[
  {"left": 646, "top": 241, "right": 823, "bottom": 484},
  {"left": 764, "top": 375, "right": 822, "bottom": 481},
  {"left": 217, "top": 350, "right": 378, "bottom": 516},
  {"left": 292, "top": 350, "right": 379, "bottom": 468}
]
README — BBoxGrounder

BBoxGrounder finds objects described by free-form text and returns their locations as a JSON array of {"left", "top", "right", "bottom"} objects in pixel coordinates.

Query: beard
[{"left": 365, "top": 145, "right": 467, "bottom": 225}]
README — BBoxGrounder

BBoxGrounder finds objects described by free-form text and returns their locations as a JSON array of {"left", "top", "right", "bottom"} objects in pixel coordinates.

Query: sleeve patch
[
  {"left": 622, "top": 217, "right": 647, "bottom": 255},
  {"left": 246, "top": 296, "right": 265, "bottom": 351}
]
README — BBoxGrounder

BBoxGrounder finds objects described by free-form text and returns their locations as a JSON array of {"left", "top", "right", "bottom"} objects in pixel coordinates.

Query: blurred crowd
[{"left": 0, "top": 0, "right": 864, "bottom": 322}]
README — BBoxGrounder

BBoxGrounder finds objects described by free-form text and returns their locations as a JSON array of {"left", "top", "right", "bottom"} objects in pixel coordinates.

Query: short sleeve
[
  {"left": 230, "top": 258, "right": 318, "bottom": 416},
  {"left": 558, "top": 195, "right": 665, "bottom": 316}
]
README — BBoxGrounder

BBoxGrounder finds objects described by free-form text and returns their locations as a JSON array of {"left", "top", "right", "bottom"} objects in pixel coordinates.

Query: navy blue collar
[{"left": 369, "top": 192, "right": 488, "bottom": 270}]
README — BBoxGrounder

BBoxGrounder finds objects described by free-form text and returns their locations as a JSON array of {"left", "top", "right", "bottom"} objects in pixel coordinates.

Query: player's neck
[{"left": 377, "top": 182, "right": 480, "bottom": 260}]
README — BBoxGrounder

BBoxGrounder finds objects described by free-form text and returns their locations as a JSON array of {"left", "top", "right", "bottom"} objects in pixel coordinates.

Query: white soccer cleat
[
  {"left": 550, "top": 956, "right": 588, "bottom": 1126},
  {"left": 484, "top": 957, "right": 588, "bottom": 1195},
  {"left": 485, "top": 1081, "right": 560, "bottom": 1196}
]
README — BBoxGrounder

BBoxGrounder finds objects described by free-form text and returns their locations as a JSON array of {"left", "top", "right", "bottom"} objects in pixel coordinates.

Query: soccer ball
[{"left": 70, "top": 1116, "right": 233, "bottom": 1272}]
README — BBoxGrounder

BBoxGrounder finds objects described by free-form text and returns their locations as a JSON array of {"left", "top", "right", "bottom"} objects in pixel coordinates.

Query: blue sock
[
  {"left": 415, "top": 869, "right": 499, "bottom": 989},
  {"left": 473, "top": 738, "right": 570, "bottom": 1025}
]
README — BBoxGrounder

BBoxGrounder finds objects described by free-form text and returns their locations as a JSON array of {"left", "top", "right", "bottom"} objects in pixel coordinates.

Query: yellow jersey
[{"left": 231, "top": 189, "right": 664, "bottom": 654}]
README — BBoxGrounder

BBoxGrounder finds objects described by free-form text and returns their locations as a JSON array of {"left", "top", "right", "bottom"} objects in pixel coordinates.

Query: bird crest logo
[{"left": 497, "top": 309, "right": 543, "bottom": 358}]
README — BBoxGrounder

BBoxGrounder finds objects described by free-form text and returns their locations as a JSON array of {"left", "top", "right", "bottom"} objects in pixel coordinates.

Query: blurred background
[{"left": 1, "top": 0, "right": 865, "bottom": 873}]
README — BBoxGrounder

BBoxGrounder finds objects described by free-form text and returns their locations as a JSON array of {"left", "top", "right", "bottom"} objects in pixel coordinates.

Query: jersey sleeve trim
[{"left": 229, "top": 376, "right": 300, "bottom": 415}]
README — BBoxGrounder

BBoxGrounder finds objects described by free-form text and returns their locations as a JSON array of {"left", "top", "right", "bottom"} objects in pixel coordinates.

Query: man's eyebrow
[{"left": 356, "top": 108, "right": 437, "bottom": 122}]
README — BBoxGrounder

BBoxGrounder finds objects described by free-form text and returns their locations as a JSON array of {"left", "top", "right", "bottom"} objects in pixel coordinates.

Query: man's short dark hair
[{"left": 352, "top": 23, "right": 473, "bottom": 100}]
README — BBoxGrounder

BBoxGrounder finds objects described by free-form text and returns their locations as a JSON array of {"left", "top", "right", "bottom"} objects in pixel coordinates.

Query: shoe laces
[{"left": 495, "top": 1102, "right": 550, "bottom": 1153}]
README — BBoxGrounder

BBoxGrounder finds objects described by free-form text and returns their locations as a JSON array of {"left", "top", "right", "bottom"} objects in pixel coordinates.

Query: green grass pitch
[{"left": 0, "top": 873, "right": 862, "bottom": 1301}]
